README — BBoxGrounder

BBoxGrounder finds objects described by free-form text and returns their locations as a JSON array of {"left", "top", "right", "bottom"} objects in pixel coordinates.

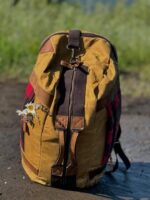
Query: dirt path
[{"left": 0, "top": 81, "right": 150, "bottom": 200}]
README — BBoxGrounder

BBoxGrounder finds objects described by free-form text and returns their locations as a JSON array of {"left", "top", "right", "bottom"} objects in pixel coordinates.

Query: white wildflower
[
  {"left": 25, "top": 102, "right": 36, "bottom": 116},
  {"left": 16, "top": 109, "right": 28, "bottom": 116},
  {"left": 22, "top": 109, "right": 28, "bottom": 115},
  {"left": 16, "top": 102, "right": 40, "bottom": 123},
  {"left": 16, "top": 110, "right": 24, "bottom": 116},
  {"left": 16, "top": 110, "right": 22, "bottom": 116}
]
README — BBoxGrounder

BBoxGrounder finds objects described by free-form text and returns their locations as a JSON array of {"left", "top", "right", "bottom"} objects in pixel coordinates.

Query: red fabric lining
[
  {"left": 107, "top": 129, "right": 113, "bottom": 144},
  {"left": 24, "top": 82, "right": 34, "bottom": 100},
  {"left": 101, "top": 91, "right": 121, "bottom": 166}
]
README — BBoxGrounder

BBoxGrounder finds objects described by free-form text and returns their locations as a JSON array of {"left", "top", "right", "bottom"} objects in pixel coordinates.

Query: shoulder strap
[
  {"left": 106, "top": 125, "right": 131, "bottom": 174},
  {"left": 114, "top": 125, "right": 131, "bottom": 169}
]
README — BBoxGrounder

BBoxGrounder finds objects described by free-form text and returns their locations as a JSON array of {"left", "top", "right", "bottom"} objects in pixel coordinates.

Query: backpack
[{"left": 19, "top": 30, "right": 130, "bottom": 189}]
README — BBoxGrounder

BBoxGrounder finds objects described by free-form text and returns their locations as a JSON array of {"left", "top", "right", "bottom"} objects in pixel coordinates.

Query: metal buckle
[
  {"left": 114, "top": 141, "right": 120, "bottom": 144},
  {"left": 70, "top": 48, "right": 81, "bottom": 64},
  {"left": 66, "top": 45, "right": 81, "bottom": 64}
]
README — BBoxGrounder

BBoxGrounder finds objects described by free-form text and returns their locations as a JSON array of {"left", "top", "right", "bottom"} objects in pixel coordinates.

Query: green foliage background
[{"left": 0, "top": 0, "right": 149, "bottom": 80}]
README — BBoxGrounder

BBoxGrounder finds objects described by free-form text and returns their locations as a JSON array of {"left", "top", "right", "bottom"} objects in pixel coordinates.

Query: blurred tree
[
  {"left": 47, "top": 0, "right": 64, "bottom": 3},
  {"left": 12, "top": 0, "right": 64, "bottom": 6},
  {"left": 12, "top": 0, "right": 20, "bottom": 6}
]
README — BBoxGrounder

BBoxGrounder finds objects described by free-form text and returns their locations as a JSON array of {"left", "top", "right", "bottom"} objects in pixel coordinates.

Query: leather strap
[
  {"left": 51, "top": 130, "right": 79, "bottom": 188},
  {"left": 56, "top": 130, "right": 65, "bottom": 165},
  {"left": 66, "top": 131, "right": 79, "bottom": 176},
  {"left": 51, "top": 130, "right": 65, "bottom": 177},
  {"left": 68, "top": 30, "right": 81, "bottom": 49}
]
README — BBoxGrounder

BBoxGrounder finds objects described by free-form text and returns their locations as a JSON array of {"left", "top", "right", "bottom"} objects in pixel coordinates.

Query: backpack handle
[{"left": 67, "top": 29, "right": 81, "bottom": 49}]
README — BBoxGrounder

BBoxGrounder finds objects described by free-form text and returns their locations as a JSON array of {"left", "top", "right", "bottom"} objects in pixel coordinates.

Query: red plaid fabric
[
  {"left": 101, "top": 90, "right": 121, "bottom": 166},
  {"left": 24, "top": 82, "right": 34, "bottom": 104}
]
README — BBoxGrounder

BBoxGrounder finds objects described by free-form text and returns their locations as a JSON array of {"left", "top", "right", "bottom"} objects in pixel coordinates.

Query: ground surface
[{"left": 0, "top": 81, "right": 150, "bottom": 200}]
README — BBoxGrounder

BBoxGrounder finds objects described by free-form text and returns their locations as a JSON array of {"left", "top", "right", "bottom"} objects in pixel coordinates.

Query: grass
[
  {"left": 120, "top": 65, "right": 150, "bottom": 98},
  {"left": 0, "top": 0, "right": 149, "bottom": 90}
]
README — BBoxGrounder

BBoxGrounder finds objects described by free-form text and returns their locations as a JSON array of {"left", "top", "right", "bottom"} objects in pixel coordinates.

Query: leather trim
[
  {"left": 71, "top": 116, "right": 84, "bottom": 131},
  {"left": 39, "top": 32, "right": 67, "bottom": 51},
  {"left": 55, "top": 115, "right": 68, "bottom": 130},
  {"left": 66, "top": 131, "right": 79, "bottom": 176},
  {"left": 40, "top": 39, "right": 54, "bottom": 53},
  {"left": 51, "top": 131, "right": 65, "bottom": 177},
  {"left": 51, "top": 165, "right": 64, "bottom": 177},
  {"left": 54, "top": 130, "right": 65, "bottom": 166},
  {"left": 29, "top": 71, "right": 53, "bottom": 108}
]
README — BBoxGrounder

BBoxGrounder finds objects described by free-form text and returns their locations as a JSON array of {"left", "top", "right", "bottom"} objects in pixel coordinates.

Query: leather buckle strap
[
  {"left": 66, "top": 131, "right": 79, "bottom": 176},
  {"left": 51, "top": 130, "right": 79, "bottom": 188},
  {"left": 51, "top": 130, "right": 65, "bottom": 177}
]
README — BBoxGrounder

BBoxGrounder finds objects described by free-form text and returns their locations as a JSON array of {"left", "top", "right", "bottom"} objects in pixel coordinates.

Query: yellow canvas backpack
[{"left": 19, "top": 30, "right": 130, "bottom": 189}]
